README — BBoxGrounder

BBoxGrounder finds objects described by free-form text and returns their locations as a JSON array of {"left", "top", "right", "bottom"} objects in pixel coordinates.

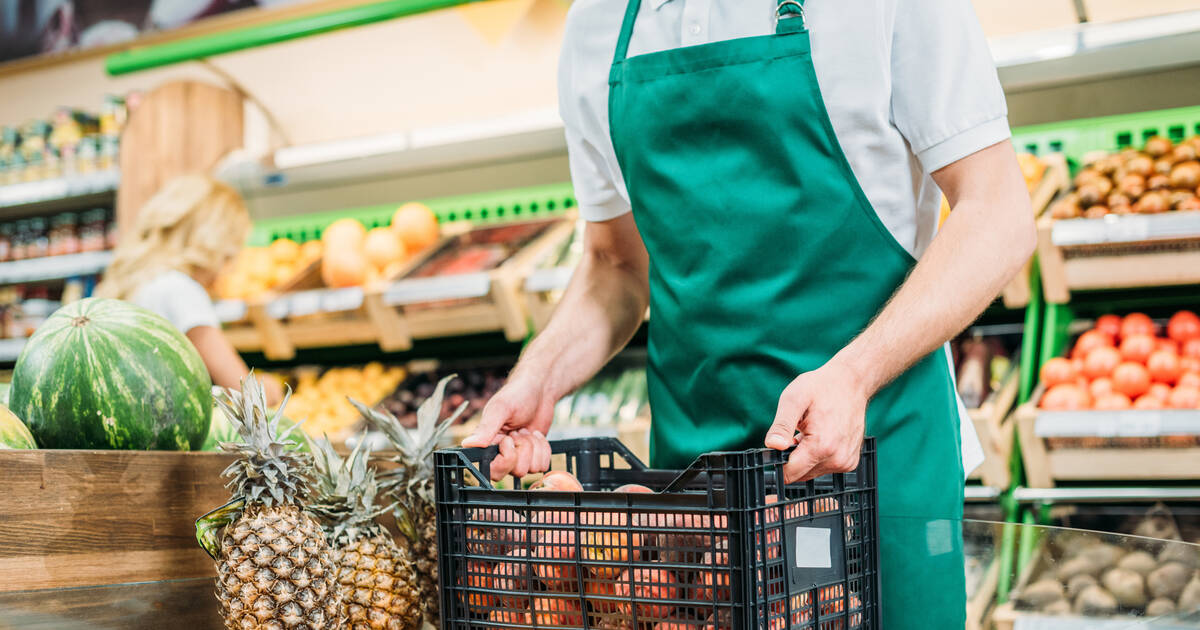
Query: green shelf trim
[
  {"left": 106, "top": 0, "right": 479, "bottom": 75},
  {"left": 1011, "top": 105, "right": 1200, "bottom": 166},
  {"left": 246, "top": 181, "right": 575, "bottom": 246}
]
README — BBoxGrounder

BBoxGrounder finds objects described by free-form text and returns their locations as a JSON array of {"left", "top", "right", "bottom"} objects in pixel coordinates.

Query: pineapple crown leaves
[
  {"left": 216, "top": 371, "right": 314, "bottom": 508},
  {"left": 349, "top": 374, "right": 468, "bottom": 484},
  {"left": 308, "top": 434, "right": 395, "bottom": 545}
]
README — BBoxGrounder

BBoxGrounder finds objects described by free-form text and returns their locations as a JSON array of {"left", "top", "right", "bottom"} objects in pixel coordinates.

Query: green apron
[{"left": 606, "top": 1, "right": 966, "bottom": 627}]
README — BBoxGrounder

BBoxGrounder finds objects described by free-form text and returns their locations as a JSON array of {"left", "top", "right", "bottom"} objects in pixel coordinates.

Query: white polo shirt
[{"left": 559, "top": 0, "right": 1007, "bottom": 477}]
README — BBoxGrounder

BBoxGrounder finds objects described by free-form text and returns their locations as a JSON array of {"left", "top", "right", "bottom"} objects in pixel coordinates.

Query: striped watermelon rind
[
  {"left": 9, "top": 298, "right": 213, "bottom": 450},
  {"left": 0, "top": 404, "right": 35, "bottom": 449}
]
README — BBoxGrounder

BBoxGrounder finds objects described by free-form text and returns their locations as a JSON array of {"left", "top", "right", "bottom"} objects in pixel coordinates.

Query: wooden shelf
[
  {"left": 966, "top": 366, "right": 1022, "bottom": 489},
  {"left": 0, "top": 250, "right": 112, "bottom": 284},
  {"left": 0, "top": 170, "right": 118, "bottom": 214}
]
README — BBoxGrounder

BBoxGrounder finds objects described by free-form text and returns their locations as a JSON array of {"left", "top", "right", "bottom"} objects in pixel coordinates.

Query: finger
[
  {"left": 490, "top": 435, "right": 517, "bottom": 481},
  {"left": 512, "top": 430, "right": 535, "bottom": 478},
  {"left": 464, "top": 398, "right": 513, "bottom": 448},
  {"left": 765, "top": 384, "right": 811, "bottom": 450},
  {"left": 534, "top": 431, "right": 552, "bottom": 472},
  {"left": 783, "top": 435, "right": 825, "bottom": 484}
]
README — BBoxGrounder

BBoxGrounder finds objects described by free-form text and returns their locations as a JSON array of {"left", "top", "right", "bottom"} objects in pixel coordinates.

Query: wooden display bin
[
  {"left": 966, "top": 366, "right": 1021, "bottom": 489},
  {"left": 1016, "top": 386, "right": 1200, "bottom": 487},
  {"left": 1000, "top": 154, "right": 1070, "bottom": 308},
  {"left": 1037, "top": 210, "right": 1200, "bottom": 304},
  {"left": 226, "top": 219, "right": 570, "bottom": 360},
  {"left": 521, "top": 217, "right": 580, "bottom": 332},
  {"left": 0, "top": 450, "right": 234, "bottom": 593}
]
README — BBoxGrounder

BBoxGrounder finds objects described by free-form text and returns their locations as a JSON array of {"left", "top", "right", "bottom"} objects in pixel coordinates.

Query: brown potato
[
  {"left": 1081, "top": 543, "right": 1127, "bottom": 569},
  {"left": 1154, "top": 158, "right": 1175, "bottom": 176},
  {"left": 1074, "top": 585, "right": 1118, "bottom": 616},
  {"left": 1126, "top": 155, "right": 1154, "bottom": 176},
  {"left": 1117, "top": 551, "right": 1157, "bottom": 577},
  {"left": 1016, "top": 578, "right": 1066, "bottom": 609},
  {"left": 1179, "top": 196, "right": 1200, "bottom": 212},
  {"left": 1170, "top": 161, "right": 1200, "bottom": 190},
  {"left": 1118, "top": 173, "right": 1147, "bottom": 198},
  {"left": 1101, "top": 568, "right": 1147, "bottom": 608},
  {"left": 1057, "top": 555, "right": 1104, "bottom": 582},
  {"left": 1174, "top": 143, "right": 1198, "bottom": 163},
  {"left": 1094, "top": 155, "right": 1122, "bottom": 176},
  {"left": 1067, "top": 574, "right": 1099, "bottom": 599},
  {"left": 1146, "top": 597, "right": 1176, "bottom": 617},
  {"left": 1043, "top": 598, "right": 1071, "bottom": 615},
  {"left": 1145, "top": 135, "right": 1173, "bottom": 158},
  {"left": 1158, "top": 543, "right": 1200, "bottom": 569},
  {"left": 1084, "top": 205, "right": 1110, "bottom": 219},
  {"left": 1073, "top": 168, "right": 1105, "bottom": 188},
  {"left": 1148, "top": 174, "right": 1170, "bottom": 190},
  {"left": 1077, "top": 182, "right": 1106, "bottom": 206},
  {"left": 1051, "top": 198, "right": 1082, "bottom": 220},
  {"left": 1180, "top": 571, "right": 1200, "bottom": 612},
  {"left": 1135, "top": 192, "right": 1169, "bottom": 214},
  {"left": 1147, "top": 562, "right": 1191, "bottom": 600}
]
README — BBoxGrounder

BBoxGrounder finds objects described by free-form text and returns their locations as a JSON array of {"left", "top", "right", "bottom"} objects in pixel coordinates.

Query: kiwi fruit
[
  {"left": 1126, "top": 155, "right": 1154, "bottom": 177},
  {"left": 1170, "top": 161, "right": 1200, "bottom": 189},
  {"left": 1146, "top": 597, "right": 1177, "bottom": 617},
  {"left": 1101, "top": 568, "right": 1147, "bottom": 608},
  {"left": 1058, "top": 555, "right": 1104, "bottom": 582},
  {"left": 1148, "top": 562, "right": 1191, "bottom": 600},
  {"left": 1016, "top": 578, "right": 1066, "bottom": 609},
  {"left": 1180, "top": 571, "right": 1200, "bottom": 612},
  {"left": 1145, "top": 135, "right": 1173, "bottom": 158},
  {"left": 1118, "top": 173, "right": 1147, "bottom": 198},
  {"left": 1117, "top": 551, "right": 1158, "bottom": 577},
  {"left": 1158, "top": 542, "right": 1200, "bottom": 569},
  {"left": 1074, "top": 585, "right": 1119, "bottom": 616},
  {"left": 1067, "top": 573, "right": 1099, "bottom": 599},
  {"left": 1136, "top": 191, "right": 1169, "bottom": 214},
  {"left": 1084, "top": 205, "right": 1109, "bottom": 219},
  {"left": 1148, "top": 174, "right": 1170, "bottom": 190}
]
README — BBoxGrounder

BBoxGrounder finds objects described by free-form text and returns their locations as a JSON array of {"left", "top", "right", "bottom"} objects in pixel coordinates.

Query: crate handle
[
  {"left": 661, "top": 445, "right": 793, "bottom": 493},
  {"left": 439, "top": 436, "right": 650, "bottom": 488}
]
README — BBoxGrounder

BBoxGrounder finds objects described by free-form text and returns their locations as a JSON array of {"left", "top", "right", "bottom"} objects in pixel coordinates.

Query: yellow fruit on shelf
[
  {"left": 321, "top": 250, "right": 369, "bottom": 288},
  {"left": 268, "top": 238, "right": 300, "bottom": 264},
  {"left": 364, "top": 227, "right": 407, "bottom": 269},
  {"left": 391, "top": 203, "right": 439, "bottom": 251},
  {"left": 323, "top": 218, "right": 367, "bottom": 248},
  {"left": 300, "top": 240, "right": 323, "bottom": 264},
  {"left": 286, "top": 363, "right": 407, "bottom": 443}
]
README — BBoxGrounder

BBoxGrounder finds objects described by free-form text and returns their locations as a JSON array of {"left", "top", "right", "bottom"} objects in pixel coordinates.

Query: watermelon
[
  {"left": 0, "top": 404, "right": 35, "bottom": 449},
  {"left": 9, "top": 298, "right": 212, "bottom": 450}
]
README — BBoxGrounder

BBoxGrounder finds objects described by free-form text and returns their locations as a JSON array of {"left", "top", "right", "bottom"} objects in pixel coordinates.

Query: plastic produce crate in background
[
  {"left": 435, "top": 437, "right": 880, "bottom": 630},
  {"left": 1011, "top": 104, "right": 1200, "bottom": 167}
]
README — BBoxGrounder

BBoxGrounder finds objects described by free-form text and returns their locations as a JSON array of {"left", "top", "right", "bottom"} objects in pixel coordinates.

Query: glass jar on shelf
[
  {"left": 79, "top": 209, "right": 107, "bottom": 252},
  {"left": 26, "top": 217, "right": 48, "bottom": 259},
  {"left": 54, "top": 212, "right": 80, "bottom": 256},
  {"left": 105, "top": 210, "right": 118, "bottom": 249},
  {"left": 10, "top": 220, "right": 29, "bottom": 261}
]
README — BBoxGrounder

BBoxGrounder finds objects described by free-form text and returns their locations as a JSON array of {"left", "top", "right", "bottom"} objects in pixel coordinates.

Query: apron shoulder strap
[
  {"left": 613, "top": 0, "right": 807, "bottom": 68},
  {"left": 612, "top": 0, "right": 644, "bottom": 66}
]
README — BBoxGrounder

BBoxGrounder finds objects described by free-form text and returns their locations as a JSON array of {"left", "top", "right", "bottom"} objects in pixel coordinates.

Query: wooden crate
[
  {"left": 1016, "top": 388, "right": 1200, "bottom": 487},
  {"left": 0, "top": 450, "right": 235, "bottom": 593},
  {"left": 0, "top": 577, "right": 220, "bottom": 629},
  {"left": 966, "top": 366, "right": 1021, "bottom": 489},
  {"left": 1001, "top": 154, "right": 1069, "bottom": 309},
  {"left": 520, "top": 219, "right": 580, "bottom": 332},
  {"left": 227, "top": 218, "right": 570, "bottom": 359},
  {"left": 1037, "top": 210, "right": 1200, "bottom": 304}
]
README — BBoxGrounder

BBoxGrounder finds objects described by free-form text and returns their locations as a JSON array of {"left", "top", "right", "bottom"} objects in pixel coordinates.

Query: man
[{"left": 463, "top": 0, "right": 1035, "bottom": 626}]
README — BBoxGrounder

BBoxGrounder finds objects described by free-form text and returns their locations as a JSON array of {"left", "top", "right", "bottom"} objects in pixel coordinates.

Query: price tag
[
  {"left": 289, "top": 291, "right": 322, "bottom": 317},
  {"left": 1104, "top": 215, "right": 1150, "bottom": 243},
  {"left": 321, "top": 287, "right": 364, "bottom": 313}
]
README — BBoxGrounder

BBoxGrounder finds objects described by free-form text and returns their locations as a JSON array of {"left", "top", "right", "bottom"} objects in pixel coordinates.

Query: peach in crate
[
  {"left": 466, "top": 507, "right": 527, "bottom": 556},
  {"left": 532, "top": 595, "right": 584, "bottom": 627},
  {"left": 492, "top": 548, "right": 533, "bottom": 608},
  {"left": 532, "top": 528, "right": 578, "bottom": 591},
  {"left": 614, "top": 566, "right": 680, "bottom": 621},
  {"left": 581, "top": 512, "right": 642, "bottom": 579},
  {"left": 459, "top": 560, "right": 496, "bottom": 610}
]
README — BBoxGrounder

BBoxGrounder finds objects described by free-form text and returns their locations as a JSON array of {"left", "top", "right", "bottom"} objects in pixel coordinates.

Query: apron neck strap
[{"left": 613, "top": 0, "right": 806, "bottom": 65}]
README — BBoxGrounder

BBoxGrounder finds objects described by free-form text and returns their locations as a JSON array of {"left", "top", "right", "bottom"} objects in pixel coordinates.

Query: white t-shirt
[
  {"left": 131, "top": 270, "right": 220, "bottom": 335},
  {"left": 558, "top": 0, "right": 1001, "bottom": 477}
]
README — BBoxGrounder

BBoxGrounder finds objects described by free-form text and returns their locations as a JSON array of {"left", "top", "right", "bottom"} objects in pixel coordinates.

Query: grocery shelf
[
  {"left": 965, "top": 485, "right": 1003, "bottom": 502},
  {"left": 1051, "top": 211, "right": 1200, "bottom": 246},
  {"left": 1012, "top": 486, "right": 1200, "bottom": 503},
  {"left": 0, "top": 338, "right": 27, "bottom": 362},
  {"left": 0, "top": 250, "right": 113, "bottom": 284},
  {"left": 0, "top": 170, "right": 119, "bottom": 214},
  {"left": 1035, "top": 409, "right": 1200, "bottom": 438},
  {"left": 993, "top": 10, "right": 1200, "bottom": 91}
]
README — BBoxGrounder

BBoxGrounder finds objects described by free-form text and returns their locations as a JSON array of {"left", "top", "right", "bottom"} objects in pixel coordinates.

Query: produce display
[
  {"left": 284, "top": 362, "right": 407, "bottom": 441},
  {"left": 195, "top": 376, "right": 343, "bottom": 629},
  {"left": 552, "top": 363, "right": 648, "bottom": 430},
  {"left": 0, "top": 96, "right": 128, "bottom": 186},
  {"left": 8, "top": 298, "right": 212, "bottom": 450},
  {"left": 0, "top": 403, "right": 35, "bottom": 449},
  {"left": 1011, "top": 505, "right": 1200, "bottom": 621},
  {"left": 951, "top": 332, "right": 1017, "bottom": 409},
  {"left": 377, "top": 361, "right": 508, "bottom": 429},
  {"left": 1038, "top": 310, "right": 1200, "bottom": 413},
  {"left": 1049, "top": 135, "right": 1200, "bottom": 220},
  {"left": 217, "top": 237, "right": 323, "bottom": 300}
]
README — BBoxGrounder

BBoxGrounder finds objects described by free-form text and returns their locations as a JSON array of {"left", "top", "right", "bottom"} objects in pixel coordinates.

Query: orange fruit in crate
[
  {"left": 1073, "top": 330, "right": 1113, "bottom": 359},
  {"left": 268, "top": 238, "right": 300, "bottom": 263},
  {"left": 322, "top": 218, "right": 367, "bottom": 247},
  {"left": 1095, "top": 314, "right": 1121, "bottom": 338},
  {"left": 1120, "top": 313, "right": 1157, "bottom": 340},
  {"left": 1120, "top": 334, "right": 1156, "bottom": 364},
  {"left": 1093, "top": 393, "right": 1132, "bottom": 410},
  {"left": 1134, "top": 394, "right": 1164, "bottom": 410},
  {"left": 1040, "top": 384, "right": 1090, "bottom": 410},
  {"left": 321, "top": 250, "right": 368, "bottom": 288},
  {"left": 363, "top": 227, "right": 407, "bottom": 268},
  {"left": 1168, "top": 386, "right": 1200, "bottom": 409},
  {"left": 1168, "top": 310, "right": 1200, "bottom": 343},
  {"left": 392, "top": 202, "right": 439, "bottom": 251},
  {"left": 1112, "top": 362, "right": 1151, "bottom": 398},
  {"left": 1148, "top": 350, "right": 1182, "bottom": 385},
  {"left": 1040, "top": 358, "right": 1076, "bottom": 388}
]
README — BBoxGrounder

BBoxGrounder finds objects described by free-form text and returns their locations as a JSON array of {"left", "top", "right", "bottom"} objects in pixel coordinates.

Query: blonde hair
[{"left": 96, "top": 175, "right": 251, "bottom": 300}]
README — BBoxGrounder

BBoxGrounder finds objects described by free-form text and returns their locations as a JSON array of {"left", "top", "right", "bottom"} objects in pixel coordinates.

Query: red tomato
[
  {"left": 1167, "top": 310, "right": 1200, "bottom": 343},
  {"left": 1074, "top": 330, "right": 1115, "bottom": 358},
  {"left": 1120, "top": 312, "right": 1157, "bottom": 340},
  {"left": 1157, "top": 338, "right": 1180, "bottom": 355},
  {"left": 1093, "top": 393, "right": 1132, "bottom": 410},
  {"left": 1112, "top": 362, "right": 1152, "bottom": 398},
  {"left": 1088, "top": 377, "right": 1114, "bottom": 399},
  {"left": 1133, "top": 394, "right": 1164, "bottom": 410},
  {"left": 1183, "top": 338, "right": 1200, "bottom": 359},
  {"left": 1040, "top": 384, "right": 1090, "bottom": 411},
  {"left": 1119, "top": 334, "right": 1157, "bottom": 364},
  {"left": 1072, "top": 357, "right": 1085, "bottom": 375},
  {"left": 1147, "top": 350, "right": 1182, "bottom": 385},
  {"left": 1181, "top": 357, "right": 1200, "bottom": 374},
  {"left": 1083, "top": 346, "right": 1122, "bottom": 379},
  {"left": 1178, "top": 372, "right": 1200, "bottom": 390},
  {"left": 1039, "top": 358, "right": 1077, "bottom": 388},
  {"left": 1167, "top": 386, "right": 1200, "bottom": 409},
  {"left": 1094, "top": 314, "right": 1122, "bottom": 338},
  {"left": 1148, "top": 382, "right": 1172, "bottom": 400}
]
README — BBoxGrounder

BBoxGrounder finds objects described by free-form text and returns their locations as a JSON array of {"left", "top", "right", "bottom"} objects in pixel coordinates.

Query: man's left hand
[{"left": 764, "top": 360, "right": 869, "bottom": 483}]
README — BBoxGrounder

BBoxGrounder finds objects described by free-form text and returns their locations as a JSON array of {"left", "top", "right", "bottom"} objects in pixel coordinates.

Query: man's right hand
[{"left": 461, "top": 375, "right": 555, "bottom": 480}]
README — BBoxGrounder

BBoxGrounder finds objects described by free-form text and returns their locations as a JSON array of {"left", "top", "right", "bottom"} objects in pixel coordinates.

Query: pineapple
[
  {"left": 196, "top": 374, "right": 343, "bottom": 630},
  {"left": 350, "top": 375, "right": 467, "bottom": 626},
  {"left": 309, "top": 435, "right": 422, "bottom": 630}
]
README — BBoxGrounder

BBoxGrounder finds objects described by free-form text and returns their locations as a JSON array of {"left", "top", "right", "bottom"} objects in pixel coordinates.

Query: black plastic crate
[{"left": 435, "top": 437, "right": 879, "bottom": 630}]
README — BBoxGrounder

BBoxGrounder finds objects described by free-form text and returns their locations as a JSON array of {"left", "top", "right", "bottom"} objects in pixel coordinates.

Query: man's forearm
[
  {"left": 832, "top": 142, "right": 1037, "bottom": 396},
  {"left": 511, "top": 244, "right": 649, "bottom": 401}
]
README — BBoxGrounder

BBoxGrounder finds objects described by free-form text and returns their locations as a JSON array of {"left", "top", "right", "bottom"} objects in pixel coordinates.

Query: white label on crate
[
  {"left": 289, "top": 291, "right": 322, "bottom": 317},
  {"left": 1094, "top": 412, "right": 1162, "bottom": 438},
  {"left": 321, "top": 287, "right": 363, "bottom": 312},
  {"left": 794, "top": 527, "right": 832, "bottom": 569},
  {"left": 1104, "top": 215, "right": 1150, "bottom": 243}
]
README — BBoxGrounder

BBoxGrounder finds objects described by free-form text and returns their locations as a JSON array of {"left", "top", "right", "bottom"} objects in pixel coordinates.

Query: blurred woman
[{"left": 96, "top": 175, "right": 282, "bottom": 404}]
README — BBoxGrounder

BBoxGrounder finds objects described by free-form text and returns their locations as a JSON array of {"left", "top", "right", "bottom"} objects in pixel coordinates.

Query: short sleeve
[
  {"left": 132, "top": 271, "right": 220, "bottom": 334},
  {"left": 558, "top": 4, "right": 633, "bottom": 222},
  {"left": 890, "top": 0, "right": 1011, "bottom": 173}
]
